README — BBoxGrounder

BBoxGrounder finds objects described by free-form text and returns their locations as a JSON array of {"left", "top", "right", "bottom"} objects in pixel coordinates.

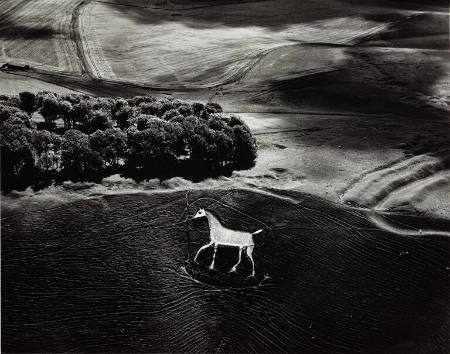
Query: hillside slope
[{"left": 2, "top": 189, "right": 449, "bottom": 352}]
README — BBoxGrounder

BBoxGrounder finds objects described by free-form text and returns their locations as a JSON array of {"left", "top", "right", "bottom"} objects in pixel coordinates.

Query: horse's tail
[{"left": 252, "top": 229, "right": 263, "bottom": 235}]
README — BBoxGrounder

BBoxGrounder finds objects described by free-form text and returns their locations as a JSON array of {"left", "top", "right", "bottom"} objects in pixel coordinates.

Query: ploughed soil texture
[{"left": 2, "top": 189, "right": 449, "bottom": 353}]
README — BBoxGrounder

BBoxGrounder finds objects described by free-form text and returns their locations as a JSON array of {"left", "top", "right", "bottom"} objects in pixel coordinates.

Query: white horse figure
[{"left": 192, "top": 208, "right": 263, "bottom": 276}]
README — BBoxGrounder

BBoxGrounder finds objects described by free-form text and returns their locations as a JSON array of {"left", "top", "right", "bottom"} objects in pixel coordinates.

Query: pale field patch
[
  {"left": 236, "top": 112, "right": 450, "bottom": 219},
  {"left": 0, "top": 71, "right": 78, "bottom": 94}
]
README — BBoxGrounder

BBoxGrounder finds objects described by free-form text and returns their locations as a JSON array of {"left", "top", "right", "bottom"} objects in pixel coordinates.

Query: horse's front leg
[
  {"left": 209, "top": 243, "right": 218, "bottom": 270},
  {"left": 194, "top": 241, "right": 213, "bottom": 263}
]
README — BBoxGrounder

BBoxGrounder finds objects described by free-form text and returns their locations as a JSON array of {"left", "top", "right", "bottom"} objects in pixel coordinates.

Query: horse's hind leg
[
  {"left": 209, "top": 243, "right": 218, "bottom": 270},
  {"left": 194, "top": 241, "right": 212, "bottom": 263},
  {"left": 246, "top": 245, "right": 255, "bottom": 277},
  {"left": 229, "top": 246, "right": 243, "bottom": 273}
]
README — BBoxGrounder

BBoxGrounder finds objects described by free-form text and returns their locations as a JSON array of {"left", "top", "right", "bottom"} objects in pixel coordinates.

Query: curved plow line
[
  {"left": 209, "top": 47, "right": 277, "bottom": 88},
  {"left": 174, "top": 266, "right": 272, "bottom": 292},
  {"left": 78, "top": 1, "right": 115, "bottom": 79},
  {"left": 54, "top": 1, "right": 83, "bottom": 73}
]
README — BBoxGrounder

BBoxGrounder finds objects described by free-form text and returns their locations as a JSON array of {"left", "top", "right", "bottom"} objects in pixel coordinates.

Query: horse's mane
[
  {"left": 204, "top": 209, "right": 225, "bottom": 226},
  {"left": 204, "top": 209, "right": 219, "bottom": 219}
]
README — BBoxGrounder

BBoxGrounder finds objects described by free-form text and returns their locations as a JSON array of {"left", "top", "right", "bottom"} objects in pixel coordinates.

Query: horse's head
[{"left": 193, "top": 208, "right": 207, "bottom": 219}]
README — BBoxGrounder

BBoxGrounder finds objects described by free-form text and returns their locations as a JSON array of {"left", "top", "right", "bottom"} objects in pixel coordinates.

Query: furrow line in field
[
  {"left": 77, "top": 1, "right": 116, "bottom": 79},
  {"left": 71, "top": 0, "right": 93, "bottom": 77}
]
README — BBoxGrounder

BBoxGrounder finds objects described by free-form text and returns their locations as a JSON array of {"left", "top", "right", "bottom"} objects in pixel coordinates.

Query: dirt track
[{"left": 70, "top": 0, "right": 91, "bottom": 76}]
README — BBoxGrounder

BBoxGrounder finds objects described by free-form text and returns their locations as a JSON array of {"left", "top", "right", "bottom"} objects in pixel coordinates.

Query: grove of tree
[{"left": 1, "top": 92, "right": 257, "bottom": 191}]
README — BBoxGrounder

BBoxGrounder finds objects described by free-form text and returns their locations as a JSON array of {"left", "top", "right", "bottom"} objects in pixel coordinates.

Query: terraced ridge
[
  {"left": 341, "top": 153, "right": 446, "bottom": 207},
  {"left": 341, "top": 147, "right": 450, "bottom": 225}
]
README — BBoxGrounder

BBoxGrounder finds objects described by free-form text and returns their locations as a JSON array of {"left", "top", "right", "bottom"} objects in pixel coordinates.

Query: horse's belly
[
  {"left": 215, "top": 235, "right": 254, "bottom": 247},
  {"left": 219, "top": 241, "right": 253, "bottom": 247}
]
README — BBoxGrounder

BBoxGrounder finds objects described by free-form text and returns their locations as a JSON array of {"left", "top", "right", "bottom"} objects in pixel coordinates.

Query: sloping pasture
[{"left": 2, "top": 189, "right": 449, "bottom": 352}]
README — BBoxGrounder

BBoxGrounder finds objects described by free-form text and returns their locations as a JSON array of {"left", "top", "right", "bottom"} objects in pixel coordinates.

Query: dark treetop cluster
[{"left": 0, "top": 92, "right": 257, "bottom": 191}]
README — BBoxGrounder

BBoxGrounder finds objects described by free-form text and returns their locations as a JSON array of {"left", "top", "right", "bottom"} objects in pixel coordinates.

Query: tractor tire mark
[
  {"left": 77, "top": 1, "right": 115, "bottom": 79},
  {"left": 70, "top": 0, "right": 91, "bottom": 77}
]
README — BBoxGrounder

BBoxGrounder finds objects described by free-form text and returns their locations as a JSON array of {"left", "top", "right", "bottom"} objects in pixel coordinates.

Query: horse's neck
[{"left": 205, "top": 212, "right": 222, "bottom": 235}]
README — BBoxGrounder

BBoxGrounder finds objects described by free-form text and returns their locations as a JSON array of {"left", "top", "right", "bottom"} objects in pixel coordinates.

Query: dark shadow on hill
[
  {"left": 342, "top": 0, "right": 447, "bottom": 11},
  {"left": 248, "top": 10, "right": 449, "bottom": 120},
  {"left": 98, "top": 0, "right": 383, "bottom": 30},
  {"left": 0, "top": 15, "right": 59, "bottom": 40},
  {"left": 2, "top": 189, "right": 449, "bottom": 352},
  {"left": 100, "top": 0, "right": 448, "bottom": 32},
  {"left": 252, "top": 55, "right": 448, "bottom": 118},
  {"left": 359, "top": 12, "right": 449, "bottom": 50}
]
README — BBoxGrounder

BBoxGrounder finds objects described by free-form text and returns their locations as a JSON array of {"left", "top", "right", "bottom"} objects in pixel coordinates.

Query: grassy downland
[{"left": 2, "top": 188, "right": 449, "bottom": 352}]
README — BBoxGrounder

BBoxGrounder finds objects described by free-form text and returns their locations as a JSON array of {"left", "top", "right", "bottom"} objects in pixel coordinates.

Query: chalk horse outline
[{"left": 192, "top": 208, "right": 262, "bottom": 276}]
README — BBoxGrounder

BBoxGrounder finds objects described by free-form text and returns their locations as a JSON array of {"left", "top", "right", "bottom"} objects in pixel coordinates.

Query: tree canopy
[{"left": 1, "top": 92, "right": 258, "bottom": 191}]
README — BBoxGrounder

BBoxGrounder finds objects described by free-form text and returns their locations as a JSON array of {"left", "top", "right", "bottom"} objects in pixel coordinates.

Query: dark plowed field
[{"left": 2, "top": 190, "right": 449, "bottom": 353}]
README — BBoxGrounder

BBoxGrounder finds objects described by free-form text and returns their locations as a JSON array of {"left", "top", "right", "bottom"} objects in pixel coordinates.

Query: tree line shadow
[{"left": 1, "top": 159, "right": 241, "bottom": 193}]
